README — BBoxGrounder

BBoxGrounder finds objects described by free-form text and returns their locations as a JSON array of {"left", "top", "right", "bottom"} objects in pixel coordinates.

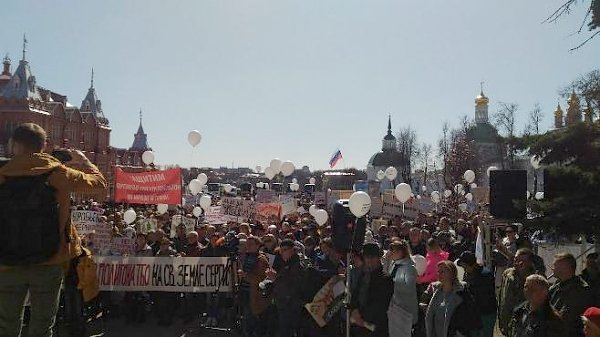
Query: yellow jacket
[
  {"left": 76, "top": 247, "right": 100, "bottom": 302},
  {"left": 0, "top": 153, "right": 107, "bottom": 268}
]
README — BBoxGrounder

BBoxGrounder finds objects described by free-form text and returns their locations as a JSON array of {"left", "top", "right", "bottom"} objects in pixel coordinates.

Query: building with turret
[
  {"left": 366, "top": 116, "right": 409, "bottom": 190},
  {"left": 0, "top": 37, "right": 150, "bottom": 199},
  {"left": 466, "top": 89, "right": 502, "bottom": 185}
]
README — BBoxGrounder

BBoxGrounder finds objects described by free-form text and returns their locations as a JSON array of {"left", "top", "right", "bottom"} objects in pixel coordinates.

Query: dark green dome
[{"left": 467, "top": 123, "right": 499, "bottom": 143}]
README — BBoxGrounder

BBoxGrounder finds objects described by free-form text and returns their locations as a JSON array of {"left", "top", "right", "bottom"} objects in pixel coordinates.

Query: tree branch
[{"left": 570, "top": 30, "right": 600, "bottom": 51}]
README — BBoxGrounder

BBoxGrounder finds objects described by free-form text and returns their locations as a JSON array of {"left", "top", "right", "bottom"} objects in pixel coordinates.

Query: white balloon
[
  {"left": 431, "top": 191, "right": 441, "bottom": 204},
  {"left": 464, "top": 170, "right": 476, "bottom": 184},
  {"left": 199, "top": 195, "right": 212, "bottom": 210},
  {"left": 530, "top": 156, "right": 541, "bottom": 169},
  {"left": 465, "top": 193, "right": 473, "bottom": 202},
  {"left": 348, "top": 191, "right": 372, "bottom": 218},
  {"left": 197, "top": 173, "right": 208, "bottom": 185},
  {"left": 188, "top": 179, "right": 202, "bottom": 195},
  {"left": 444, "top": 190, "right": 453, "bottom": 198},
  {"left": 535, "top": 192, "right": 544, "bottom": 200},
  {"left": 309, "top": 177, "right": 316, "bottom": 185},
  {"left": 270, "top": 158, "right": 282, "bottom": 174},
  {"left": 309, "top": 205, "right": 318, "bottom": 216},
  {"left": 187, "top": 130, "right": 202, "bottom": 147},
  {"left": 487, "top": 166, "right": 499, "bottom": 177},
  {"left": 290, "top": 183, "right": 300, "bottom": 191},
  {"left": 385, "top": 167, "right": 398, "bottom": 181},
  {"left": 470, "top": 183, "right": 478, "bottom": 189},
  {"left": 124, "top": 209, "right": 136, "bottom": 225},
  {"left": 256, "top": 182, "right": 262, "bottom": 188},
  {"left": 376, "top": 170, "right": 385, "bottom": 181},
  {"left": 280, "top": 160, "right": 295, "bottom": 177},
  {"left": 412, "top": 255, "right": 427, "bottom": 276},
  {"left": 421, "top": 185, "right": 427, "bottom": 192},
  {"left": 255, "top": 165, "right": 262, "bottom": 173},
  {"left": 527, "top": 190, "right": 531, "bottom": 199},
  {"left": 454, "top": 184, "right": 464, "bottom": 194},
  {"left": 314, "top": 209, "right": 328, "bottom": 226},
  {"left": 264, "top": 167, "right": 276, "bottom": 180},
  {"left": 142, "top": 151, "right": 155, "bottom": 165},
  {"left": 192, "top": 206, "right": 203, "bottom": 217},
  {"left": 458, "top": 203, "right": 468, "bottom": 212},
  {"left": 416, "top": 194, "right": 422, "bottom": 200},
  {"left": 157, "top": 204, "right": 168, "bottom": 215},
  {"left": 395, "top": 183, "right": 412, "bottom": 203},
  {"left": 455, "top": 259, "right": 465, "bottom": 281},
  {"left": 224, "top": 184, "right": 233, "bottom": 193},
  {"left": 292, "top": 178, "right": 298, "bottom": 184}
]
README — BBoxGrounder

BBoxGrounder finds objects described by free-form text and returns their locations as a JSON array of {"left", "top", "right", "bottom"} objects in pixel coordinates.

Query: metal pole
[{"left": 345, "top": 252, "right": 352, "bottom": 337}]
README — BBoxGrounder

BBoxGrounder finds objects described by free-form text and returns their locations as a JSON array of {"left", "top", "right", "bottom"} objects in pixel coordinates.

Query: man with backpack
[{"left": 0, "top": 123, "right": 107, "bottom": 337}]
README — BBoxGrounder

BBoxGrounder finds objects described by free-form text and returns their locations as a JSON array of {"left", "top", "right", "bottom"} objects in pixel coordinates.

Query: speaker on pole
[
  {"left": 332, "top": 200, "right": 366, "bottom": 252},
  {"left": 489, "top": 170, "right": 527, "bottom": 220}
]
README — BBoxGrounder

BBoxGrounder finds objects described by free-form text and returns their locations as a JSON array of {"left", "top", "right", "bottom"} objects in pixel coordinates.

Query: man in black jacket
[
  {"left": 350, "top": 243, "right": 394, "bottom": 337},
  {"left": 458, "top": 251, "right": 497, "bottom": 337},
  {"left": 266, "top": 239, "right": 306, "bottom": 337}
]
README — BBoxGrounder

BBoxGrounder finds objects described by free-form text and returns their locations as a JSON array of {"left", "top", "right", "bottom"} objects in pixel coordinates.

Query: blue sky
[{"left": 2, "top": 1, "right": 598, "bottom": 170}]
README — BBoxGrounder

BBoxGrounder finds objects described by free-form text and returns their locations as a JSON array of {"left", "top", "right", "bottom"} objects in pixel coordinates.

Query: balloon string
[{"left": 402, "top": 203, "right": 405, "bottom": 214}]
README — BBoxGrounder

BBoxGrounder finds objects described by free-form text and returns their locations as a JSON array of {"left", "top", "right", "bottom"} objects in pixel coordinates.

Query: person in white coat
[{"left": 387, "top": 240, "right": 419, "bottom": 331}]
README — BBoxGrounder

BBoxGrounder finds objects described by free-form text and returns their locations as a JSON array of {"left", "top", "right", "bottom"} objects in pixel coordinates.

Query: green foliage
[{"left": 519, "top": 123, "right": 600, "bottom": 235}]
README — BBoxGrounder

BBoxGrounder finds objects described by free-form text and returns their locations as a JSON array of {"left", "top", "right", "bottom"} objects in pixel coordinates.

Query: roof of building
[
  {"left": 130, "top": 109, "right": 150, "bottom": 151},
  {"left": 466, "top": 122, "right": 500, "bottom": 143},
  {"left": 368, "top": 149, "right": 407, "bottom": 167}
]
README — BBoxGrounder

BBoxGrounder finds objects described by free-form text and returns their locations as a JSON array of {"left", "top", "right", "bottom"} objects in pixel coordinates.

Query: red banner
[{"left": 114, "top": 168, "right": 182, "bottom": 205}]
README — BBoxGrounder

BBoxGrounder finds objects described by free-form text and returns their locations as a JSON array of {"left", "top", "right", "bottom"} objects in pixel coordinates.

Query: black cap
[
  {"left": 457, "top": 251, "right": 477, "bottom": 267},
  {"left": 362, "top": 243, "right": 382, "bottom": 258},
  {"left": 280, "top": 239, "right": 295, "bottom": 248}
]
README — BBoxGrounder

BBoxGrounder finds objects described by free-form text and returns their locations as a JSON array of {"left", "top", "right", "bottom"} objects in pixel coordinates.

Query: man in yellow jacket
[{"left": 0, "top": 123, "right": 107, "bottom": 337}]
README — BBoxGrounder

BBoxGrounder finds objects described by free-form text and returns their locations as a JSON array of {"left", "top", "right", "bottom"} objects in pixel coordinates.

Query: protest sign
[
  {"left": 255, "top": 203, "right": 281, "bottom": 224},
  {"left": 92, "top": 223, "right": 113, "bottom": 255},
  {"left": 305, "top": 275, "right": 345, "bottom": 327},
  {"left": 382, "top": 194, "right": 419, "bottom": 220},
  {"left": 94, "top": 256, "right": 232, "bottom": 292},
  {"left": 115, "top": 168, "right": 182, "bottom": 205},
  {"left": 71, "top": 210, "right": 100, "bottom": 235},
  {"left": 183, "top": 217, "right": 197, "bottom": 233},
  {"left": 183, "top": 195, "right": 197, "bottom": 207},
  {"left": 256, "top": 190, "right": 277, "bottom": 203},
  {"left": 221, "top": 198, "right": 256, "bottom": 221},
  {"left": 205, "top": 206, "right": 227, "bottom": 225},
  {"left": 139, "top": 218, "right": 158, "bottom": 234},
  {"left": 280, "top": 194, "right": 297, "bottom": 219},
  {"left": 109, "top": 237, "right": 135, "bottom": 256}
]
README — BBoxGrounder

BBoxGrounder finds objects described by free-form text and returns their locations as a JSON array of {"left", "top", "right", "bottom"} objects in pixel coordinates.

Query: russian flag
[{"left": 329, "top": 148, "right": 343, "bottom": 168}]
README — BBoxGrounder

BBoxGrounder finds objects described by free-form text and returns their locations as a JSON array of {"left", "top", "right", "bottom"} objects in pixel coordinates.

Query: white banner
[
  {"left": 71, "top": 210, "right": 100, "bottom": 235},
  {"left": 94, "top": 256, "right": 233, "bottom": 292}
]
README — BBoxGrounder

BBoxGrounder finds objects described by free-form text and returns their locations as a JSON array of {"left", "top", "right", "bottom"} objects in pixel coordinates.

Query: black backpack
[{"left": 0, "top": 171, "right": 62, "bottom": 266}]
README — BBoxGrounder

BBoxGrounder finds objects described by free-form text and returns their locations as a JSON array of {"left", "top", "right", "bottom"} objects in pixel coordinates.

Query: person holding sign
[{"left": 0, "top": 123, "right": 107, "bottom": 337}]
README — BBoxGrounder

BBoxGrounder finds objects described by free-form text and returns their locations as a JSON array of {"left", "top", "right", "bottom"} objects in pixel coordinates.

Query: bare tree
[
  {"left": 396, "top": 126, "right": 418, "bottom": 184},
  {"left": 418, "top": 142, "right": 433, "bottom": 188},
  {"left": 544, "top": 0, "right": 600, "bottom": 50},
  {"left": 494, "top": 102, "right": 519, "bottom": 168},
  {"left": 438, "top": 121, "right": 450, "bottom": 186},
  {"left": 525, "top": 103, "right": 544, "bottom": 135}
]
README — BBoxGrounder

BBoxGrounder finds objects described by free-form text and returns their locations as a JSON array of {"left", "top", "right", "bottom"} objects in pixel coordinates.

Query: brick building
[{"left": 0, "top": 39, "right": 149, "bottom": 199}]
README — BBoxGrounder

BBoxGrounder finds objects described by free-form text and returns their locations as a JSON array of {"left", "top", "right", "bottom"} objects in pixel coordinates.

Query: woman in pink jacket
[{"left": 417, "top": 239, "right": 449, "bottom": 284}]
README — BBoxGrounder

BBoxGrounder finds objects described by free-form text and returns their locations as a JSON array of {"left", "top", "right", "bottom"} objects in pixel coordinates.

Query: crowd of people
[
  {"left": 0, "top": 123, "right": 599, "bottom": 337},
  {"left": 67, "top": 197, "right": 600, "bottom": 337}
]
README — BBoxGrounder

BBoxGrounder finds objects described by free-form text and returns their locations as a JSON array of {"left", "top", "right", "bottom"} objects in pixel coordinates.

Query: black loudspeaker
[
  {"left": 490, "top": 170, "right": 527, "bottom": 220},
  {"left": 332, "top": 200, "right": 366, "bottom": 252}
]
